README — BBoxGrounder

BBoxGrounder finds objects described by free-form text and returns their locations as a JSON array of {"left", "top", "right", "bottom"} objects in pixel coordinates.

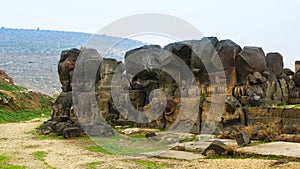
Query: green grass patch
[
  {"left": 181, "top": 136, "right": 199, "bottom": 142},
  {"left": 32, "top": 151, "right": 55, "bottom": 169},
  {"left": 86, "top": 146, "right": 112, "bottom": 154},
  {"left": 129, "top": 134, "right": 146, "bottom": 138},
  {"left": 0, "top": 83, "right": 23, "bottom": 91},
  {"left": 33, "top": 133, "right": 64, "bottom": 140},
  {"left": 133, "top": 159, "right": 171, "bottom": 169},
  {"left": 0, "top": 108, "right": 50, "bottom": 124},
  {"left": 90, "top": 134, "right": 170, "bottom": 156},
  {"left": 83, "top": 162, "right": 102, "bottom": 169},
  {"left": 205, "top": 153, "right": 288, "bottom": 161},
  {"left": 39, "top": 95, "right": 52, "bottom": 107},
  {"left": 0, "top": 154, "right": 26, "bottom": 169},
  {"left": 32, "top": 151, "right": 46, "bottom": 161}
]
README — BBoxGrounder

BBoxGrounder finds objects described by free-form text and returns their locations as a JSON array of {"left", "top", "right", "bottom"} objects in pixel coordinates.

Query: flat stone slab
[
  {"left": 236, "top": 141, "right": 300, "bottom": 158},
  {"left": 141, "top": 150, "right": 205, "bottom": 160},
  {"left": 172, "top": 139, "right": 238, "bottom": 152}
]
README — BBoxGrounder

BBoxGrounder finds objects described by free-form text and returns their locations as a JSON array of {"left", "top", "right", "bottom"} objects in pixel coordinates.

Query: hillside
[
  {"left": 0, "top": 69, "right": 53, "bottom": 123},
  {"left": 0, "top": 27, "right": 144, "bottom": 58},
  {"left": 0, "top": 28, "right": 145, "bottom": 95}
]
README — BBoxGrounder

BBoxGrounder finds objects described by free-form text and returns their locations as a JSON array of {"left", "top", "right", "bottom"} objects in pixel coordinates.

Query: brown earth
[{"left": 0, "top": 119, "right": 299, "bottom": 169}]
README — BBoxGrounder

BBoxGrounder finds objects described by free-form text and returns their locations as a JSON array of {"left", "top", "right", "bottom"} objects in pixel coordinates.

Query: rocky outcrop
[{"left": 40, "top": 37, "right": 300, "bottom": 141}]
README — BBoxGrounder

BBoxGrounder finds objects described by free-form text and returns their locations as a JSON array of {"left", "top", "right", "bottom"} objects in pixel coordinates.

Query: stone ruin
[{"left": 39, "top": 37, "right": 300, "bottom": 141}]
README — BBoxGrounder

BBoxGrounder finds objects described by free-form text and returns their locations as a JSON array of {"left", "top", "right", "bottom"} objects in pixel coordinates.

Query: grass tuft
[
  {"left": 133, "top": 159, "right": 171, "bottom": 169},
  {"left": 0, "top": 108, "right": 50, "bottom": 124},
  {"left": 32, "top": 151, "right": 46, "bottom": 161},
  {"left": 86, "top": 146, "right": 112, "bottom": 154},
  {"left": 83, "top": 162, "right": 102, "bottom": 169},
  {"left": 0, "top": 154, "right": 26, "bottom": 169},
  {"left": 0, "top": 83, "right": 23, "bottom": 91}
]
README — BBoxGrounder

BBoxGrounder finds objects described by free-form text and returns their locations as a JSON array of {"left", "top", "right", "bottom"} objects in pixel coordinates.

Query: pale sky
[{"left": 0, "top": 0, "right": 299, "bottom": 69}]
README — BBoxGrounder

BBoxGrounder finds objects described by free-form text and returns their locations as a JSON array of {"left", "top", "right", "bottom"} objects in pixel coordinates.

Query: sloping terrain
[
  {"left": 0, "top": 27, "right": 144, "bottom": 59},
  {"left": 0, "top": 69, "right": 53, "bottom": 123},
  {"left": 0, "top": 28, "right": 146, "bottom": 95}
]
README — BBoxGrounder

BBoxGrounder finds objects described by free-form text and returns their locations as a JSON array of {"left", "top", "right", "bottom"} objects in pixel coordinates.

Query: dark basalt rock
[
  {"left": 294, "top": 70, "right": 300, "bottom": 87},
  {"left": 247, "top": 72, "right": 266, "bottom": 84},
  {"left": 202, "top": 140, "right": 228, "bottom": 156},
  {"left": 236, "top": 131, "right": 251, "bottom": 146},
  {"left": 225, "top": 95, "right": 241, "bottom": 114},
  {"left": 283, "top": 68, "right": 294, "bottom": 76},
  {"left": 58, "top": 48, "right": 80, "bottom": 92},
  {"left": 236, "top": 47, "right": 267, "bottom": 84},
  {"left": 266, "top": 52, "right": 284, "bottom": 78},
  {"left": 63, "top": 127, "right": 81, "bottom": 138},
  {"left": 39, "top": 36, "right": 300, "bottom": 141}
]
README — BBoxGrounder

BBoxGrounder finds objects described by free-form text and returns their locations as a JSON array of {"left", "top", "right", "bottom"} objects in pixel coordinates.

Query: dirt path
[{"left": 0, "top": 119, "right": 299, "bottom": 169}]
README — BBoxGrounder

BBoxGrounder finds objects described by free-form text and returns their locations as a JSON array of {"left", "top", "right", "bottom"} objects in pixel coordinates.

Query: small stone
[
  {"left": 236, "top": 131, "right": 251, "bottom": 146},
  {"left": 202, "top": 140, "right": 227, "bottom": 156},
  {"left": 63, "top": 127, "right": 81, "bottom": 138},
  {"left": 87, "top": 125, "right": 115, "bottom": 137}
]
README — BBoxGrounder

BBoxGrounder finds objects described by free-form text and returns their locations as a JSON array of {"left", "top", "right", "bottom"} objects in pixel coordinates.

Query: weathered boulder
[
  {"left": 247, "top": 72, "right": 266, "bottom": 84},
  {"left": 100, "top": 58, "right": 119, "bottom": 77},
  {"left": 236, "top": 131, "right": 251, "bottom": 146},
  {"left": 202, "top": 140, "right": 227, "bottom": 156},
  {"left": 128, "top": 90, "right": 146, "bottom": 110},
  {"left": 52, "top": 122, "right": 69, "bottom": 135},
  {"left": 282, "top": 109, "right": 300, "bottom": 134},
  {"left": 63, "top": 127, "right": 81, "bottom": 138},
  {"left": 225, "top": 96, "right": 241, "bottom": 114},
  {"left": 73, "top": 48, "right": 102, "bottom": 92},
  {"left": 283, "top": 68, "right": 294, "bottom": 76},
  {"left": 236, "top": 47, "right": 267, "bottom": 84},
  {"left": 163, "top": 41, "right": 192, "bottom": 66},
  {"left": 217, "top": 40, "right": 242, "bottom": 69},
  {"left": 244, "top": 107, "right": 282, "bottom": 126},
  {"left": 124, "top": 45, "right": 161, "bottom": 80},
  {"left": 58, "top": 48, "right": 80, "bottom": 92},
  {"left": 216, "top": 40, "right": 241, "bottom": 94},
  {"left": 86, "top": 124, "right": 115, "bottom": 137},
  {"left": 52, "top": 91, "right": 73, "bottom": 121},
  {"left": 38, "top": 121, "right": 54, "bottom": 135},
  {"left": 246, "top": 85, "right": 264, "bottom": 107},
  {"left": 296, "top": 61, "right": 300, "bottom": 72},
  {"left": 266, "top": 53, "right": 284, "bottom": 78},
  {"left": 189, "top": 37, "right": 219, "bottom": 85},
  {"left": 293, "top": 70, "right": 300, "bottom": 87}
]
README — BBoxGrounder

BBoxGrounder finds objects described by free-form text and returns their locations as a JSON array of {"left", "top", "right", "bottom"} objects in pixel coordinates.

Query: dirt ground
[{"left": 0, "top": 119, "right": 299, "bottom": 169}]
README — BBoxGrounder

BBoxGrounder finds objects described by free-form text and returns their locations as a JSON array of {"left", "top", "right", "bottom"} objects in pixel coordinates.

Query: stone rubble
[{"left": 39, "top": 37, "right": 300, "bottom": 142}]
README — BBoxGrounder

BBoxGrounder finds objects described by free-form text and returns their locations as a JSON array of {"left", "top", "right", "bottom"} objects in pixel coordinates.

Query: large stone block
[
  {"left": 128, "top": 90, "right": 146, "bottom": 109},
  {"left": 52, "top": 91, "right": 73, "bottom": 120},
  {"left": 125, "top": 45, "right": 162, "bottom": 80},
  {"left": 236, "top": 47, "right": 267, "bottom": 84},
  {"left": 266, "top": 53, "right": 284, "bottom": 78},
  {"left": 58, "top": 48, "right": 80, "bottom": 92},
  {"left": 244, "top": 107, "right": 282, "bottom": 126},
  {"left": 100, "top": 58, "right": 119, "bottom": 76},
  {"left": 282, "top": 109, "right": 300, "bottom": 134}
]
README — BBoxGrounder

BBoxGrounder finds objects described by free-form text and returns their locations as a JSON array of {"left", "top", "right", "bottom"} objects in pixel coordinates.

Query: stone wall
[{"left": 40, "top": 37, "right": 300, "bottom": 140}]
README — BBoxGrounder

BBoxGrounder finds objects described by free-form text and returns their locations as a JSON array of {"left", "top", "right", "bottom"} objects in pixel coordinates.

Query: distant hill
[
  {"left": 0, "top": 27, "right": 145, "bottom": 59},
  {"left": 0, "top": 28, "right": 146, "bottom": 95}
]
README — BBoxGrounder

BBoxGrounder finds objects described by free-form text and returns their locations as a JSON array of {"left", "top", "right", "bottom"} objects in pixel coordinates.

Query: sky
[{"left": 0, "top": 0, "right": 299, "bottom": 69}]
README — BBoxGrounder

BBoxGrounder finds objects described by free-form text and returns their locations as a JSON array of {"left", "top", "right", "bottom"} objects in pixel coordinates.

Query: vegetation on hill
[
  {"left": 0, "top": 69, "right": 53, "bottom": 123},
  {"left": 0, "top": 27, "right": 145, "bottom": 59}
]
